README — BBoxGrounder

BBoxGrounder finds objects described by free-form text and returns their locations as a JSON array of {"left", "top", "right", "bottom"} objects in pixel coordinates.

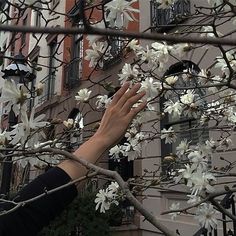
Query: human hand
[{"left": 93, "top": 82, "right": 146, "bottom": 149}]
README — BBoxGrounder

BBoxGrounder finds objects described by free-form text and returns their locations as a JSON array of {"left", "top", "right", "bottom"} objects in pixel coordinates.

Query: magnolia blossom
[
  {"left": 118, "top": 63, "right": 139, "bottom": 84},
  {"left": 75, "top": 88, "right": 92, "bottom": 102},
  {"left": 164, "top": 100, "right": 183, "bottom": 117},
  {"left": 169, "top": 202, "right": 180, "bottom": 220},
  {"left": 160, "top": 127, "right": 177, "bottom": 144},
  {"left": 201, "top": 26, "right": 215, "bottom": 38},
  {"left": 137, "top": 46, "right": 159, "bottom": 68},
  {"left": 171, "top": 43, "right": 192, "bottom": 57},
  {"left": 176, "top": 139, "right": 190, "bottom": 156},
  {"left": 188, "top": 151, "right": 208, "bottom": 170},
  {"left": 175, "top": 164, "right": 194, "bottom": 187},
  {"left": 195, "top": 203, "right": 217, "bottom": 230},
  {"left": 85, "top": 42, "right": 109, "bottom": 68},
  {"left": 96, "top": 95, "right": 111, "bottom": 109},
  {"left": 0, "top": 129, "right": 10, "bottom": 147},
  {"left": 180, "top": 90, "right": 195, "bottom": 105},
  {"left": 140, "top": 77, "right": 161, "bottom": 99},
  {"left": 128, "top": 39, "right": 142, "bottom": 52},
  {"left": 190, "top": 167, "right": 216, "bottom": 195},
  {"left": 95, "top": 182, "right": 119, "bottom": 213},
  {"left": 187, "top": 194, "right": 201, "bottom": 205},
  {"left": 122, "top": 140, "right": 142, "bottom": 161},
  {"left": 215, "top": 50, "right": 236, "bottom": 74},
  {"left": 63, "top": 118, "right": 74, "bottom": 129},
  {"left": 0, "top": 80, "right": 28, "bottom": 116},
  {"left": 109, "top": 145, "right": 124, "bottom": 160},
  {"left": 95, "top": 189, "right": 119, "bottom": 213},
  {"left": 9, "top": 107, "right": 48, "bottom": 146},
  {"left": 151, "top": 42, "right": 172, "bottom": 66},
  {"left": 164, "top": 75, "right": 178, "bottom": 88},
  {"left": 105, "top": 0, "right": 139, "bottom": 28}
]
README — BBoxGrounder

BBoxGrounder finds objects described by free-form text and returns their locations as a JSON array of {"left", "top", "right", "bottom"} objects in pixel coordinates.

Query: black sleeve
[{"left": 0, "top": 167, "right": 78, "bottom": 236}]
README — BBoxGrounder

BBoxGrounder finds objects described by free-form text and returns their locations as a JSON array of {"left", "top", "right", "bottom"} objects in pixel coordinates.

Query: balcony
[
  {"left": 150, "top": 0, "right": 191, "bottom": 32},
  {"left": 64, "top": 59, "right": 82, "bottom": 90}
]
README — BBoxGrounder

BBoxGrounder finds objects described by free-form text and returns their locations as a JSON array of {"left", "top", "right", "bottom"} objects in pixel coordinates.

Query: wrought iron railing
[
  {"left": 150, "top": 0, "right": 190, "bottom": 32},
  {"left": 193, "top": 192, "right": 236, "bottom": 236},
  {"left": 103, "top": 37, "right": 123, "bottom": 70},
  {"left": 38, "top": 74, "right": 56, "bottom": 103},
  {"left": 64, "top": 59, "right": 82, "bottom": 90}
]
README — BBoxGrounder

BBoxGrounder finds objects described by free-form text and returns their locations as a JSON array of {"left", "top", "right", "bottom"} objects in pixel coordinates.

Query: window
[
  {"left": 21, "top": 16, "right": 27, "bottom": 47},
  {"left": 150, "top": 0, "right": 190, "bottom": 32},
  {"left": 67, "top": 109, "right": 84, "bottom": 151},
  {"left": 35, "top": 10, "right": 41, "bottom": 27},
  {"left": 161, "top": 61, "right": 209, "bottom": 173},
  {"left": 40, "top": 40, "right": 57, "bottom": 102},
  {"left": 28, "top": 56, "right": 38, "bottom": 110},
  {"left": 64, "top": 27, "right": 83, "bottom": 90},
  {"left": 1, "top": 43, "right": 6, "bottom": 71},
  {"left": 103, "top": 36, "right": 124, "bottom": 70}
]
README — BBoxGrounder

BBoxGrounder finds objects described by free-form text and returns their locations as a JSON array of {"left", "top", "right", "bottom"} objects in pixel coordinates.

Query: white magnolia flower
[
  {"left": 195, "top": 203, "right": 217, "bottom": 230},
  {"left": 128, "top": 39, "right": 142, "bottom": 52},
  {"left": 155, "top": 0, "right": 177, "bottom": 9},
  {"left": 0, "top": 129, "right": 10, "bottom": 147},
  {"left": 151, "top": 42, "right": 172, "bottom": 65},
  {"left": 176, "top": 139, "right": 190, "bottom": 156},
  {"left": 96, "top": 95, "right": 111, "bottom": 109},
  {"left": 215, "top": 50, "right": 236, "bottom": 74},
  {"left": 164, "top": 100, "right": 183, "bottom": 117},
  {"left": 75, "top": 88, "right": 92, "bottom": 102},
  {"left": 108, "top": 182, "right": 119, "bottom": 193},
  {"left": 201, "top": 26, "right": 215, "bottom": 38},
  {"left": 169, "top": 202, "right": 180, "bottom": 220},
  {"left": 118, "top": 63, "right": 139, "bottom": 84},
  {"left": 122, "top": 140, "right": 142, "bottom": 161},
  {"left": 180, "top": 90, "right": 195, "bottom": 105},
  {"left": 9, "top": 107, "right": 48, "bottom": 145},
  {"left": 160, "top": 127, "right": 177, "bottom": 144},
  {"left": 85, "top": 42, "right": 109, "bottom": 68},
  {"left": 171, "top": 43, "right": 192, "bottom": 57},
  {"left": 190, "top": 167, "right": 216, "bottom": 195},
  {"left": 164, "top": 75, "right": 178, "bottom": 88},
  {"left": 95, "top": 189, "right": 118, "bottom": 213},
  {"left": 175, "top": 164, "right": 194, "bottom": 187},
  {"left": 187, "top": 194, "right": 201, "bottom": 205},
  {"left": 105, "top": 0, "right": 139, "bottom": 28},
  {"left": 0, "top": 80, "right": 28, "bottom": 116},
  {"left": 137, "top": 46, "right": 159, "bottom": 68},
  {"left": 63, "top": 118, "right": 74, "bottom": 128},
  {"left": 188, "top": 151, "right": 208, "bottom": 170},
  {"left": 109, "top": 145, "right": 124, "bottom": 160},
  {"left": 141, "top": 77, "right": 161, "bottom": 99}
]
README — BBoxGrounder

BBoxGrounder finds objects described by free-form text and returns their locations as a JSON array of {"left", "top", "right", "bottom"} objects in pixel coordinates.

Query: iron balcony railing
[
  {"left": 38, "top": 73, "right": 56, "bottom": 103},
  {"left": 150, "top": 0, "right": 191, "bottom": 32},
  {"left": 103, "top": 37, "right": 123, "bottom": 70},
  {"left": 64, "top": 58, "right": 82, "bottom": 90}
]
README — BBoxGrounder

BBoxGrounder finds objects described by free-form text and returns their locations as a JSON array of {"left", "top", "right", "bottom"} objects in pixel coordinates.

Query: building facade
[{"left": 0, "top": 0, "right": 235, "bottom": 235}]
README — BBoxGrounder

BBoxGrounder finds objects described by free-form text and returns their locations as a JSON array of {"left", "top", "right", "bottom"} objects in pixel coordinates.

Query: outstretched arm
[{"left": 0, "top": 83, "right": 146, "bottom": 236}]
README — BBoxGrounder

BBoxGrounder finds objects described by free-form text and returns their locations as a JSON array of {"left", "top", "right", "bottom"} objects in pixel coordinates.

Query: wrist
[{"left": 89, "top": 133, "right": 110, "bottom": 152}]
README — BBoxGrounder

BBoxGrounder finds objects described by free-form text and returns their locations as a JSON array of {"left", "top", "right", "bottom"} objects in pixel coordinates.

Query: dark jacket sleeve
[{"left": 0, "top": 167, "right": 78, "bottom": 236}]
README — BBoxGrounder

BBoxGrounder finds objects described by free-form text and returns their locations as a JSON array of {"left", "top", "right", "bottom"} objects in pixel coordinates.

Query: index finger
[{"left": 110, "top": 82, "right": 130, "bottom": 106}]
